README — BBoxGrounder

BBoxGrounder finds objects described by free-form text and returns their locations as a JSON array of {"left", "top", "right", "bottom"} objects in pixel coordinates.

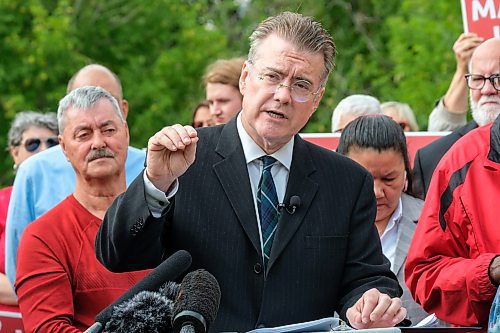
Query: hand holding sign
[{"left": 461, "top": 0, "right": 500, "bottom": 39}]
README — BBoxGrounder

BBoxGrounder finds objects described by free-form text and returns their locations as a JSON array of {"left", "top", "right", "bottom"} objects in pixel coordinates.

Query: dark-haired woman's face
[{"left": 347, "top": 147, "right": 406, "bottom": 232}]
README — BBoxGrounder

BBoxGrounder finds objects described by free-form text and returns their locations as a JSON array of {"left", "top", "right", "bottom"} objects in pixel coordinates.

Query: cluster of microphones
[{"left": 85, "top": 250, "right": 221, "bottom": 333}]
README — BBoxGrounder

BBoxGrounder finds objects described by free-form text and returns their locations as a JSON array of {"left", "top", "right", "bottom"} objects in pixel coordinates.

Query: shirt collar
[
  {"left": 236, "top": 113, "right": 294, "bottom": 170},
  {"left": 389, "top": 197, "right": 403, "bottom": 225},
  {"left": 381, "top": 197, "right": 403, "bottom": 238}
]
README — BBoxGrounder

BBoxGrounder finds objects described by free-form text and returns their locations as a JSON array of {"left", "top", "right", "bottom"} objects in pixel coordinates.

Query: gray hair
[
  {"left": 248, "top": 11, "right": 336, "bottom": 85},
  {"left": 381, "top": 101, "right": 419, "bottom": 131},
  {"left": 57, "top": 86, "right": 124, "bottom": 132},
  {"left": 331, "top": 94, "right": 382, "bottom": 132},
  {"left": 8, "top": 111, "right": 58, "bottom": 148}
]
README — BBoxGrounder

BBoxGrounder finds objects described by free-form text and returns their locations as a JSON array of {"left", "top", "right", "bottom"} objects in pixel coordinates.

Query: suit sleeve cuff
[{"left": 143, "top": 171, "right": 178, "bottom": 218}]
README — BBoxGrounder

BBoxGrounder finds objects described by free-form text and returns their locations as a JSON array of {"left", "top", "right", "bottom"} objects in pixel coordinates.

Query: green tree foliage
[{"left": 0, "top": 0, "right": 464, "bottom": 186}]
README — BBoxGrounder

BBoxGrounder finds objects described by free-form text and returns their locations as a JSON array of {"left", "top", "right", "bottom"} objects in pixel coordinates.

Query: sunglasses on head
[{"left": 23, "top": 137, "right": 59, "bottom": 152}]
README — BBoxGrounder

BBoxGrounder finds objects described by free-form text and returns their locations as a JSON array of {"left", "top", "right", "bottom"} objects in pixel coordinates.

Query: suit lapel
[
  {"left": 268, "top": 136, "right": 318, "bottom": 270},
  {"left": 393, "top": 218, "right": 414, "bottom": 276},
  {"left": 393, "top": 194, "right": 419, "bottom": 275},
  {"left": 213, "top": 119, "right": 262, "bottom": 254}
]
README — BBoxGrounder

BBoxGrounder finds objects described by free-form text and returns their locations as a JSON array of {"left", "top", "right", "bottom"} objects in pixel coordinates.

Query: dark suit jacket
[
  {"left": 412, "top": 121, "right": 477, "bottom": 199},
  {"left": 96, "top": 117, "right": 400, "bottom": 332}
]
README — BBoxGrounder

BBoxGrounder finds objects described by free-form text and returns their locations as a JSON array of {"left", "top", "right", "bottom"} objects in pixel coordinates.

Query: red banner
[
  {"left": 300, "top": 132, "right": 448, "bottom": 168},
  {"left": 461, "top": 0, "right": 500, "bottom": 39}
]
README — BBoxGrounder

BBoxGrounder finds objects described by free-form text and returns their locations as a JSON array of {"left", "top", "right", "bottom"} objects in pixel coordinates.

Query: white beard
[{"left": 470, "top": 94, "right": 500, "bottom": 126}]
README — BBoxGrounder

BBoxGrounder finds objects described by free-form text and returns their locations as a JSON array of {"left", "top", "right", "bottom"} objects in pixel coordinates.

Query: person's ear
[
  {"left": 9, "top": 146, "right": 21, "bottom": 168},
  {"left": 239, "top": 62, "right": 250, "bottom": 94},
  {"left": 58, "top": 135, "right": 70, "bottom": 162},
  {"left": 121, "top": 99, "right": 129, "bottom": 119}
]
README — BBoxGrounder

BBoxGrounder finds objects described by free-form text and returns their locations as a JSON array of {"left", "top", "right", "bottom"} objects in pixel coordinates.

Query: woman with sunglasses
[{"left": 0, "top": 111, "right": 58, "bottom": 311}]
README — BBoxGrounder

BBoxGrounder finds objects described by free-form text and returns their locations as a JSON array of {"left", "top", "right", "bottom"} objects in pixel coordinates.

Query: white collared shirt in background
[{"left": 379, "top": 197, "right": 403, "bottom": 271}]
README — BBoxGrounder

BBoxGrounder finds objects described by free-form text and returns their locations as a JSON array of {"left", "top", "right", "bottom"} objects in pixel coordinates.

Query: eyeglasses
[
  {"left": 22, "top": 136, "right": 59, "bottom": 152},
  {"left": 250, "top": 64, "right": 322, "bottom": 103},
  {"left": 465, "top": 74, "right": 500, "bottom": 91}
]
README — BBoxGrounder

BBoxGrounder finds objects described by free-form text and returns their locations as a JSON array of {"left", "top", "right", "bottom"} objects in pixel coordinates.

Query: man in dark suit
[
  {"left": 412, "top": 120, "right": 477, "bottom": 199},
  {"left": 412, "top": 37, "right": 500, "bottom": 200},
  {"left": 96, "top": 12, "right": 405, "bottom": 332}
]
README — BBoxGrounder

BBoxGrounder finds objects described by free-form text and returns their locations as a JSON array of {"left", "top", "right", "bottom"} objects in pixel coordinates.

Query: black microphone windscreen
[
  {"left": 289, "top": 195, "right": 301, "bottom": 207},
  {"left": 105, "top": 291, "right": 174, "bottom": 333},
  {"left": 95, "top": 250, "right": 192, "bottom": 325},
  {"left": 172, "top": 269, "right": 221, "bottom": 332}
]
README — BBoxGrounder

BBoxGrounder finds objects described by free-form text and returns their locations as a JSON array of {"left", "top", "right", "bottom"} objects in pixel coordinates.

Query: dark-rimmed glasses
[
  {"left": 21, "top": 137, "right": 59, "bottom": 152},
  {"left": 465, "top": 74, "right": 500, "bottom": 91},
  {"left": 249, "top": 64, "right": 322, "bottom": 103}
]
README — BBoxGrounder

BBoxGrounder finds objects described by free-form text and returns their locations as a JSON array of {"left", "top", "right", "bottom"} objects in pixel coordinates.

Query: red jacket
[{"left": 405, "top": 118, "right": 500, "bottom": 327}]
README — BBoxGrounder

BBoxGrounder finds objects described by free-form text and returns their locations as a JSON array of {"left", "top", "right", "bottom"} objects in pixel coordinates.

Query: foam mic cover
[
  {"left": 172, "top": 269, "right": 221, "bottom": 333},
  {"left": 105, "top": 291, "right": 174, "bottom": 333},
  {"left": 94, "top": 250, "right": 192, "bottom": 327}
]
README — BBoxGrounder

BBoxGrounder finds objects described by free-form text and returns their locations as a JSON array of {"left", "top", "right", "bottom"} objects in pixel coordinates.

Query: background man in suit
[
  {"left": 412, "top": 38, "right": 500, "bottom": 199},
  {"left": 96, "top": 12, "right": 405, "bottom": 332}
]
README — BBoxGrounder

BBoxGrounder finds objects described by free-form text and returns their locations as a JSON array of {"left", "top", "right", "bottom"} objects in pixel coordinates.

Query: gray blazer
[{"left": 395, "top": 193, "right": 430, "bottom": 325}]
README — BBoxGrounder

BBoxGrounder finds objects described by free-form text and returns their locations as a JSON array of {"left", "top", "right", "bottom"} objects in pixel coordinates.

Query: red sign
[
  {"left": 0, "top": 310, "right": 24, "bottom": 332},
  {"left": 300, "top": 132, "right": 448, "bottom": 168},
  {"left": 461, "top": 0, "right": 500, "bottom": 39}
]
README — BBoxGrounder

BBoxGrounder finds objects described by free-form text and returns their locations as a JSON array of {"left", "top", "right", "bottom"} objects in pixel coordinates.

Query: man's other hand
[{"left": 346, "top": 288, "right": 407, "bottom": 329}]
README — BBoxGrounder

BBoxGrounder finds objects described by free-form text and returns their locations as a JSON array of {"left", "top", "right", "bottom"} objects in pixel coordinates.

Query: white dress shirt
[{"left": 379, "top": 197, "right": 403, "bottom": 272}]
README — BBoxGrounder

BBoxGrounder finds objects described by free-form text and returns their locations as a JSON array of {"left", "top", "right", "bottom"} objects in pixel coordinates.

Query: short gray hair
[
  {"left": 248, "top": 11, "right": 336, "bottom": 85},
  {"left": 331, "top": 94, "right": 382, "bottom": 132},
  {"left": 57, "top": 86, "right": 124, "bottom": 132},
  {"left": 8, "top": 111, "right": 58, "bottom": 148}
]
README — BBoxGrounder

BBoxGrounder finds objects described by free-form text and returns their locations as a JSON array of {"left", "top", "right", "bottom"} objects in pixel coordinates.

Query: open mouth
[{"left": 265, "top": 110, "right": 287, "bottom": 119}]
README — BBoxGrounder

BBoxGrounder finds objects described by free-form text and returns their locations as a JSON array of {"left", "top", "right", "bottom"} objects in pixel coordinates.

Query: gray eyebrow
[{"left": 262, "top": 66, "right": 314, "bottom": 85}]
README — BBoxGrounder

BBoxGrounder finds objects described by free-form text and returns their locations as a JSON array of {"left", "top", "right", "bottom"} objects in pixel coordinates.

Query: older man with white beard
[
  {"left": 405, "top": 38, "right": 500, "bottom": 328},
  {"left": 412, "top": 38, "right": 500, "bottom": 199}
]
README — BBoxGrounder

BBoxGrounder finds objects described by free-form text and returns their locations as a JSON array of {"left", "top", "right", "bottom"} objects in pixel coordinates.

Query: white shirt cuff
[{"left": 143, "top": 171, "right": 178, "bottom": 218}]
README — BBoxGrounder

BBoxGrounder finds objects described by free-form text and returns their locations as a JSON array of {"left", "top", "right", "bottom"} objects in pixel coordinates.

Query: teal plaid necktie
[{"left": 257, "top": 156, "right": 280, "bottom": 266}]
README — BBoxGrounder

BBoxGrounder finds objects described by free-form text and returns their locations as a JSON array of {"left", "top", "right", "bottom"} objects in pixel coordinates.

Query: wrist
[{"left": 146, "top": 169, "right": 176, "bottom": 193}]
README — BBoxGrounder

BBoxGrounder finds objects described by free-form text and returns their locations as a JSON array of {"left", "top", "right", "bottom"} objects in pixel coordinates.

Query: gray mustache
[{"left": 87, "top": 148, "right": 115, "bottom": 162}]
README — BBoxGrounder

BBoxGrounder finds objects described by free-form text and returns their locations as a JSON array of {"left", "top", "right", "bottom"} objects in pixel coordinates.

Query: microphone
[
  {"left": 85, "top": 249, "right": 192, "bottom": 333},
  {"left": 172, "top": 269, "right": 221, "bottom": 333},
  {"left": 104, "top": 281, "right": 182, "bottom": 333},
  {"left": 278, "top": 195, "right": 301, "bottom": 215},
  {"left": 104, "top": 290, "right": 174, "bottom": 333}
]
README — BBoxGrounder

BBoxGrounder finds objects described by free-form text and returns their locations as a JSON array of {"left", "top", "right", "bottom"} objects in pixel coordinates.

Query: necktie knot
[{"left": 260, "top": 156, "right": 276, "bottom": 171}]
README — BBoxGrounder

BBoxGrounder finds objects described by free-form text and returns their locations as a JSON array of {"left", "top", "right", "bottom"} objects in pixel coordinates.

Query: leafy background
[{"left": 0, "top": 0, "right": 464, "bottom": 186}]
